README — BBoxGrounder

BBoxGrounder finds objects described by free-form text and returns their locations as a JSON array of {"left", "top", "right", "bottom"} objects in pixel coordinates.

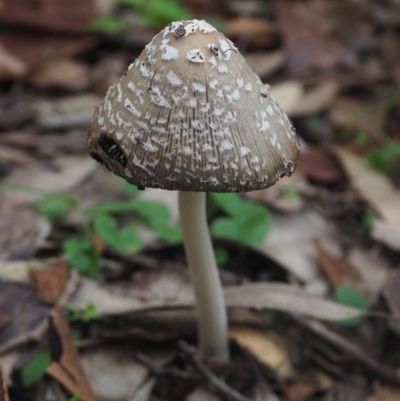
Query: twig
[{"left": 178, "top": 341, "right": 252, "bottom": 401}]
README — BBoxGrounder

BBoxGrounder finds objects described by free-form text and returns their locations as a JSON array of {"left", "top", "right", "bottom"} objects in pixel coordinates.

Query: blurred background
[{"left": 1, "top": 1, "right": 400, "bottom": 400}]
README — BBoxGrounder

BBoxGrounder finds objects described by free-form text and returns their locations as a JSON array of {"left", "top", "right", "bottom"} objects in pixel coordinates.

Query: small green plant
[
  {"left": 334, "top": 285, "right": 369, "bottom": 327},
  {"left": 365, "top": 138, "right": 400, "bottom": 175},
  {"left": 277, "top": 187, "right": 300, "bottom": 200},
  {"left": 361, "top": 209, "right": 378, "bottom": 230},
  {"left": 63, "top": 303, "right": 103, "bottom": 323},
  {"left": 90, "top": 16, "right": 128, "bottom": 34},
  {"left": 21, "top": 348, "right": 51, "bottom": 387},
  {"left": 210, "top": 193, "right": 272, "bottom": 246},
  {"left": 68, "top": 395, "right": 81, "bottom": 401}
]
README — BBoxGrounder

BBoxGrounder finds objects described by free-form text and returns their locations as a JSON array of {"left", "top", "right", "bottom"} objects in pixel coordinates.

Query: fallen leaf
[
  {"left": 5, "top": 155, "right": 97, "bottom": 201},
  {"left": 0, "top": 282, "right": 50, "bottom": 354},
  {"left": 258, "top": 210, "right": 338, "bottom": 293},
  {"left": 29, "top": 58, "right": 90, "bottom": 91},
  {"left": 329, "top": 97, "right": 385, "bottom": 136},
  {"left": 0, "top": 43, "right": 27, "bottom": 80},
  {"left": 224, "top": 16, "right": 278, "bottom": 50},
  {"left": 69, "top": 277, "right": 366, "bottom": 322},
  {"left": 34, "top": 94, "right": 102, "bottom": 129},
  {"left": 291, "top": 81, "right": 339, "bottom": 117},
  {"left": 0, "top": 359, "right": 10, "bottom": 401},
  {"left": 315, "top": 240, "right": 362, "bottom": 288},
  {"left": 333, "top": 147, "right": 400, "bottom": 250},
  {"left": 81, "top": 346, "right": 170, "bottom": 401},
  {"left": 229, "top": 326, "right": 293, "bottom": 379},
  {"left": 30, "top": 260, "right": 69, "bottom": 304},
  {"left": 0, "top": 199, "right": 51, "bottom": 261},
  {"left": 2, "top": 0, "right": 98, "bottom": 34},
  {"left": 275, "top": 2, "right": 357, "bottom": 74},
  {"left": 270, "top": 81, "right": 304, "bottom": 116},
  {"left": 245, "top": 50, "right": 286, "bottom": 80},
  {"left": 365, "top": 387, "right": 400, "bottom": 401},
  {"left": 47, "top": 305, "right": 96, "bottom": 401},
  {"left": 0, "top": 30, "right": 97, "bottom": 71},
  {"left": 298, "top": 147, "right": 343, "bottom": 184}
]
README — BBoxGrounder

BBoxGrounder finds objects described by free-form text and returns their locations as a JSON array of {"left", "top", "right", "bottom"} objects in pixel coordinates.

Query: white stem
[{"left": 178, "top": 191, "right": 229, "bottom": 360}]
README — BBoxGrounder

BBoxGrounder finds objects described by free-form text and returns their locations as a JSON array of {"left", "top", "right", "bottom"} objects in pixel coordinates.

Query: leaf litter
[{"left": 1, "top": 0, "right": 400, "bottom": 400}]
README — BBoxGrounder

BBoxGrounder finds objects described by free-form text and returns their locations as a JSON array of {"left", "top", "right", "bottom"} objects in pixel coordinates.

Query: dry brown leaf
[
  {"left": 47, "top": 305, "right": 96, "bottom": 401},
  {"left": 2, "top": 0, "right": 98, "bottom": 34},
  {"left": 229, "top": 326, "right": 293, "bottom": 379},
  {"left": 275, "top": 2, "right": 357, "bottom": 74},
  {"left": 0, "top": 43, "right": 27, "bottom": 80},
  {"left": 333, "top": 147, "right": 400, "bottom": 250},
  {"left": 5, "top": 155, "right": 97, "bottom": 202},
  {"left": 70, "top": 277, "right": 365, "bottom": 322},
  {"left": 365, "top": 387, "right": 400, "bottom": 401},
  {"left": 34, "top": 94, "right": 102, "bottom": 129},
  {"left": 298, "top": 147, "right": 343, "bottom": 184},
  {"left": 270, "top": 81, "right": 304, "bottom": 116},
  {"left": 0, "top": 359, "right": 10, "bottom": 401},
  {"left": 81, "top": 346, "right": 169, "bottom": 401},
  {"left": 315, "top": 240, "right": 362, "bottom": 288},
  {"left": 245, "top": 51, "right": 286, "bottom": 79},
  {"left": 224, "top": 16, "right": 278, "bottom": 50},
  {"left": 29, "top": 58, "right": 90, "bottom": 91},
  {"left": 329, "top": 97, "right": 385, "bottom": 136},
  {"left": 30, "top": 260, "right": 69, "bottom": 304},
  {"left": 0, "top": 30, "right": 97, "bottom": 71},
  {"left": 291, "top": 81, "right": 339, "bottom": 117},
  {"left": 0, "top": 200, "right": 51, "bottom": 261}
]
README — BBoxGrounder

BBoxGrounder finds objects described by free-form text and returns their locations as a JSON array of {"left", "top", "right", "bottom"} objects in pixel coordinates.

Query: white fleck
[
  {"left": 219, "top": 140, "right": 234, "bottom": 151},
  {"left": 260, "top": 120, "right": 271, "bottom": 132},
  {"left": 267, "top": 105, "right": 274, "bottom": 115},
  {"left": 142, "top": 141, "right": 158, "bottom": 152},
  {"left": 229, "top": 89, "right": 240, "bottom": 102},
  {"left": 124, "top": 98, "right": 141, "bottom": 117},
  {"left": 236, "top": 78, "right": 244, "bottom": 88},
  {"left": 166, "top": 71, "right": 182, "bottom": 86},
  {"left": 192, "top": 82, "right": 206, "bottom": 93},
  {"left": 240, "top": 147, "right": 250, "bottom": 157},
  {"left": 244, "top": 82, "right": 253, "bottom": 92},
  {"left": 251, "top": 156, "right": 259, "bottom": 164},
  {"left": 196, "top": 20, "right": 216, "bottom": 33},
  {"left": 173, "top": 110, "right": 185, "bottom": 119},
  {"left": 217, "top": 64, "right": 228, "bottom": 73},
  {"left": 278, "top": 117, "right": 284, "bottom": 126},
  {"left": 209, "top": 79, "right": 218, "bottom": 89},
  {"left": 139, "top": 62, "right": 151, "bottom": 77},
  {"left": 182, "top": 147, "right": 193, "bottom": 156},
  {"left": 187, "top": 98, "right": 197, "bottom": 108},
  {"left": 192, "top": 120, "right": 203, "bottom": 129},
  {"left": 160, "top": 39, "right": 179, "bottom": 61},
  {"left": 186, "top": 49, "right": 205, "bottom": 63},
  {"left": 98, "top": 116, "right": 104, "bottom": 126},
  {"left": 202, "top": 143, "right": 213, "bottom": 151},
  {"left": 200, "top": 103, "right": 210, "bottom": 113},
  {"left": 157, "top": 117, "right": 167, "bottom": 124},
  {"left": 213, "top": 108, "right": 224, "bottom": 116}
]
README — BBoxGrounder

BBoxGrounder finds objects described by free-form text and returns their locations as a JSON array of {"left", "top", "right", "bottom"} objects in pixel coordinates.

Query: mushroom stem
[{"left": 178, "top": 191, "right": 229, "bottom": 360}]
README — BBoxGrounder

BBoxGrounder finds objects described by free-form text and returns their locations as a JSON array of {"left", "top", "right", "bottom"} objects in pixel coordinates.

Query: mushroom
[{"left": 88, "top": 20, "right": 300, "bottom": 360}]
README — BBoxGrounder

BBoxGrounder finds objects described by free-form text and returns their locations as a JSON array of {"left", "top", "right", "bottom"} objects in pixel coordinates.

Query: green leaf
[
  {"left": 123, "top": 182, "right": 140, "bottom": 196},
  {"left": 35, "top": 193, "right": 79, "bottom": 220},
  {"left": 334, "top": 285, "right": 369, "bottom": 327},
  {"left": 63, "top": 237, "right": 100, "bottom": 278},
  {"left": 365, "top": 139, "right": 400, "bottom": 174},
  {"left": 214, "top": 247, "right": 229, "bottom": 265},
  {"left": 132, "top": 199, "right": 182, "bottom": 243},
  {"left": 362, "top": 210, "right": 378, "bottom": 230},
  {"left": 210, "top": 193, "right": 272, "bottom": 246},
  {"left": 90, "top": 16, "right": 127, "bottom": 34},
  {"left": 277, "top": 187, "right": 300, "bottom": 200},
  {"left": 21, "top": 349, "right": 51, "bottom": 387},
  {"left": 64, "top": 302, "right": 102, "bottom": 323},
  {"left": 83, "top": 200, "right": 138, "bottom": 216},
  {"left": 94, "top": 214, "right": 142, "bottom": 253},
  {"left": 118, "top": 0, "right": 191, "bottom": 28},
  {"left": 68, "top": 395, "right": 81, "bottom": 401}
]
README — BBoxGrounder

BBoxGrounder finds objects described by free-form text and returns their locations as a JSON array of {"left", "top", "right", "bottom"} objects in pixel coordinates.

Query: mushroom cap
[{"left": 88, "top": 20, "right": 300, "bottom": 192}]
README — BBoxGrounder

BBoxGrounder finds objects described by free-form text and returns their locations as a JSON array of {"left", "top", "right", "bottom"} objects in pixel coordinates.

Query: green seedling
[
  {"left": 63, "top": 302, "right": 103, "bottom": 323},
  {"left": 334, "top": 285, "right": 369, "bottom": 327},
  {"left": 21, "top": 348, "right": 51, "bottom": 387},
  {"left": 210, "top": 193, "right": 272, "bottom": 247}
]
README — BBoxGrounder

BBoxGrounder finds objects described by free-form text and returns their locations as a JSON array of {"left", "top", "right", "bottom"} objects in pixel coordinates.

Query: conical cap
[{"left": 88, "top": 20, "right": 300, "bottom": 192}]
